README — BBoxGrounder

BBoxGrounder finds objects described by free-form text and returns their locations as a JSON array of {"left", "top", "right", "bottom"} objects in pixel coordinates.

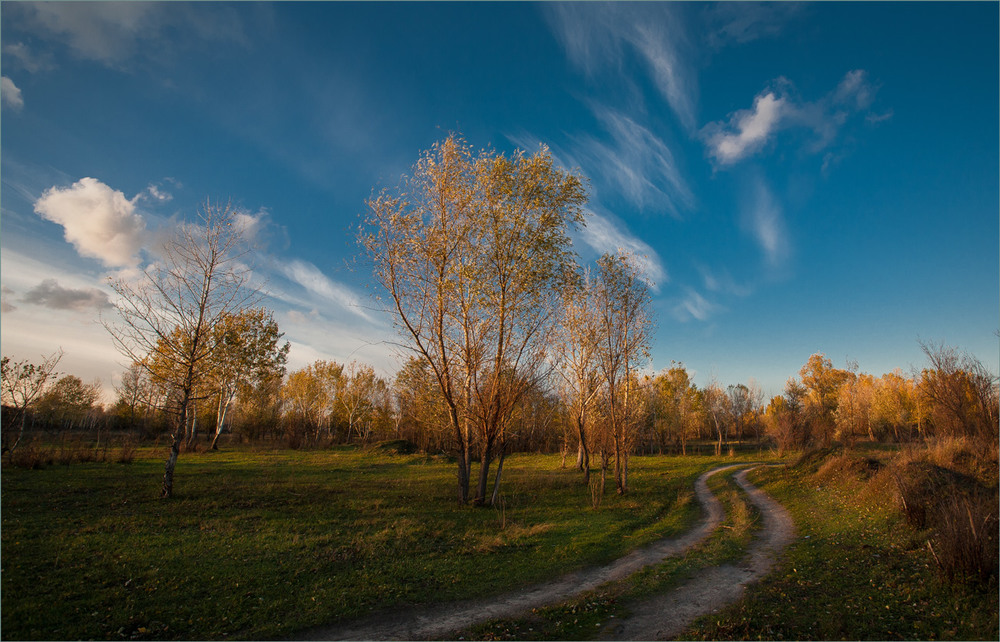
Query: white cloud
[
  {"left": 2, "top": 42, "right": 55, "bottom": 73},
  {"left": 1, "top": 76, "right": 24, "bottom": 111},
  {"left": 672, "top": 288, "right": 723, "bottom": 322},
  {"left": 745, "top": 180, "right": 790, "bottom": 268},
  {"left": 579, "top": 211, "right": 667, "bottom": 292},
  {"left": 277, "top": 259, "right": 373, "bottom": 322},
  {"left": 545, "top": 3, "right": 697, "bottom": 131},
  {"left": 34, "top": 178, "right": 148, "bottom": 268},
  {"left": 15, "top": 2, "right": 160, "bottom": 65},
  {"left": 704, "top": 91, "right": 786, "bottom": 165},
  {"left": 703, "top": 70, "right": 885, "bottom": 167},
  {"left": 141, "top": 183, "right": 172, "bottom": 203},
  {"left": 571, "top": 106, "right": 694, "bottom": 217}
]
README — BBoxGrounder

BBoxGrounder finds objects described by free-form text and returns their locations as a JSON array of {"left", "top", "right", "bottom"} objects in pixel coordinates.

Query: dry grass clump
[
  {"left": 5, "top": 433, "right": 138, "bottom": 468},
  {"left": 888, "top": 450, "right": 998, "bottom": 587}
]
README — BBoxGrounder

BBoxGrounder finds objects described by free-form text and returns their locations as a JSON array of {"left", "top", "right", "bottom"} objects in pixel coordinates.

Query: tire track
[
  {"left": 296, "top": 464, "right": 771, "bottom": 641},
  {"left": 606, "top": 466, "right": 795, "bottom": 640}
]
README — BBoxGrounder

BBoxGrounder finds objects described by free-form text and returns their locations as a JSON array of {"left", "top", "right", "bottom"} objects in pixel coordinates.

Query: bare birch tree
[
  {"left": 592, "top": 253, "right": 652, "bottom": 495},
  {"left": 105, "top": 200, "right": 257, "bottom": 498}
]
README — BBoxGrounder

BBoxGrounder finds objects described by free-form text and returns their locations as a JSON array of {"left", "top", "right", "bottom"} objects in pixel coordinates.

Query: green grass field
[
  {"left": 2, "top": 444, "right": 995, "bottom": 641},
  {"left": 1, "top": 445, "right": 761, "bottom": 640}
]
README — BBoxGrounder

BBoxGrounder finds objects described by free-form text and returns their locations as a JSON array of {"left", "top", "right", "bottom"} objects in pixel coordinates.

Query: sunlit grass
[{"left": 1, "top": 446, "right": 770, "bottom": 640}]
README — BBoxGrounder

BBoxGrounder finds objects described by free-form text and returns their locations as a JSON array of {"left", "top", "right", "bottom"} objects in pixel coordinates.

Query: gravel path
[{"left": 295, "top": 463, "right": 789, "bottom": 641}]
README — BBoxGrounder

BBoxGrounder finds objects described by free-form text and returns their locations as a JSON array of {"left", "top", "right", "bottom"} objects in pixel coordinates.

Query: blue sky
[{"left": 2, "top": 1, "right": 997, "bottom": 400}]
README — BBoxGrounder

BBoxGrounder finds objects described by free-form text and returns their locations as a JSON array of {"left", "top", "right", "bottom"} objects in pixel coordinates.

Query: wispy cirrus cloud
[
  {"left": 6, "top": 1, "right": 250, "bottom": 69},
  {"left": 703, "top": 70, "right": 886, "bottom": 167},
  {"left": 276, "top": 259, "right": 373, "bottom": 322},
  {"left": 545, "top": 2, "right": 697, "bottom": 132},
  {"left": 578, "top": 211, "right": 667, "bottom": 292},
  {"left": 577, "top": 106, "right": 695, "bottom": 217},
  {"left": 703, "top": 2, "right": 805, "bottom": 49},
  {"left": 672, "top": 287, "right": 724, "bottom": 323},
  {"left": 744, "top": 180, "right": 790, "bottom": 268},
  {"left": 2, "top": 42, "right": 55, "bottom": 73}
]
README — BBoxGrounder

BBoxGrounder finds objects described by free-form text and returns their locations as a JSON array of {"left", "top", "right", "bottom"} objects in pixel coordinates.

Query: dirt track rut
[{"left": 296, "top": 464, "right": 792, "bottom": 641}]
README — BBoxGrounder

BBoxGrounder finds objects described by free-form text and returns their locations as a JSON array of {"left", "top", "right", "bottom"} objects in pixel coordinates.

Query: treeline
[{"left": 5, "top": 342, "right": 996, "bottom": 465}]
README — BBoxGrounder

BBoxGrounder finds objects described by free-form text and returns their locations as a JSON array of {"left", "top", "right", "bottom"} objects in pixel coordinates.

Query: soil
[{"left": 295, "top": 464, "right": 794, "bottom": 641}]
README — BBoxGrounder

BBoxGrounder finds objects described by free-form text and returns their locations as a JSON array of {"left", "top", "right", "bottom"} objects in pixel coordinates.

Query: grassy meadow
[
  {"left": 2, "top": 442, "right": 995, "bottom": 641},
  {"left": 1, "top": 444, "right": 766, "bottom": 640}
]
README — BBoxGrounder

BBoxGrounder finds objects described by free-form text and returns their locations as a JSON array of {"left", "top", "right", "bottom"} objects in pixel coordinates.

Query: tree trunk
[
  {"left": 474, "top": 442, "right": 494, "bottom": 506},
  {"left": 163, "top": 391, "right": 190, "bottom": 498},
  {"left": 490, "top": 442, "right": 507, "bottom": 506}
]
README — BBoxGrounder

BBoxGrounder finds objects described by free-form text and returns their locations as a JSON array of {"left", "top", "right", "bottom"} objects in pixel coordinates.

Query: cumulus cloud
[
  {"left": 34, "top": 177, "right": 147, "bottom": 268},
  {"left": 703, "top": 91, "right": 787, "bottom": 165},
  {"left": 703, "top": 70, "right": 884, "bottom": 167},
  {"left": 579, "top": 212, "right": 667, "bottom": 292},
  {"left": 22, "top": 279, "right": 113, "bottom": 312},
  {"left": 1, "top": 76, "right": 24, "bottom": 110}
]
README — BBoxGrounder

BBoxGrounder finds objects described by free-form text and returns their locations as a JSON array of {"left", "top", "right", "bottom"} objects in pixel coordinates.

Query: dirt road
[
  {"left": 604, "top": 466, "right": 795, "bottom": 640},
  {"left": 296, "top": 464, "right": 792, "bottom": 641}
]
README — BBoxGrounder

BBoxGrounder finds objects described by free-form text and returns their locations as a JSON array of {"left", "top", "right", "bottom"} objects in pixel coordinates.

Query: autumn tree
[
  {"left": 799, "top": 353, "right": 851, "bottom": 446},
  {"left": 361, "top": 134, "right": 587, "bottom": 505},
  {"left": 1, "top": 349, "right": 63, "bottom": 454},
  {"left": 206, "top": 308, "right": 289, "bottom": 449},
  {"left": 33, "top": 375, "right": 102, "bottom": 430},
  {"left": 394, "top": 356, "right": 450, "bottom": 452},
  {"left": 643, "top": 364, "right": 700, "bottom": 455},
  {"left": 917, "top": 341, "right": 998, "bottom": 451},
  {"left": 280, "top": 360, "right": 345, "bottom": 444},
  {"left": 551, "top": 269, "right": 601, "bottom": 482},
  {"left": 339, "top": 361, "right": 390, "bottom": 443},
  {"left": 106, "top": 201, "right": 258, "bottom": 498},
  {"left": 592, "top": 252, "right": 652, "bottom": 495},
  {"left": 703, "top": 381, "right": 730, "bottom": 456}
]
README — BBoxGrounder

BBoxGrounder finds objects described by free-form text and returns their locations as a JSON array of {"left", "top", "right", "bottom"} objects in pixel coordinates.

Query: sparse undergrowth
[{"left": 1, "top": 447, "right": 768, "bottom": 640}]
